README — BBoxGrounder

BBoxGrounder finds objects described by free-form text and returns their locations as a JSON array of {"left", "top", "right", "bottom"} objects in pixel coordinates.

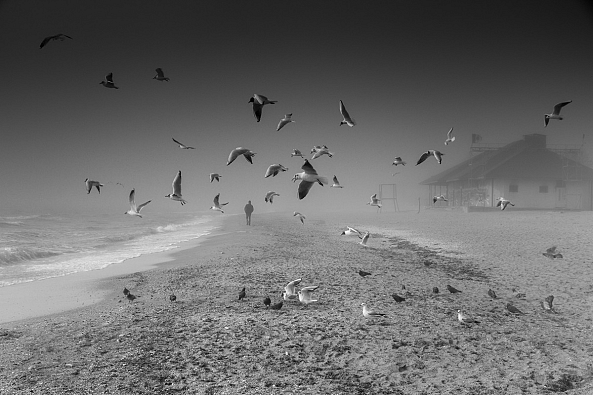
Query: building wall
[{"left": 495, "top": 178, "right": 591, "bottom": 209}]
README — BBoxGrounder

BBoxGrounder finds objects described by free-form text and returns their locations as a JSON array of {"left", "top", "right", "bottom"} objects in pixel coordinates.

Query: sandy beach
[{"left": 1, "top": 209, "right": 592, "bottom": 394}]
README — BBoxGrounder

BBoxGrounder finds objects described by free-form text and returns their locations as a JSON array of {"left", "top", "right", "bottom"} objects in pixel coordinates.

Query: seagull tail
[{"left": 318, "top": 176, "right": 329, "bottom": 185}]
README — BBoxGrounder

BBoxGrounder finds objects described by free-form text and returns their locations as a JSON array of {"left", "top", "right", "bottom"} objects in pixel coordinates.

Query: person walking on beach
[{"left": 244, "top": 200, "right": 254, "bottom": 225}]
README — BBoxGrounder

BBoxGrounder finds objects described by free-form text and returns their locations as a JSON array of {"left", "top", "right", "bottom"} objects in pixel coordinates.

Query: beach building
[{"left": 420, "top": 133, "right": 593, "bottom": 210}]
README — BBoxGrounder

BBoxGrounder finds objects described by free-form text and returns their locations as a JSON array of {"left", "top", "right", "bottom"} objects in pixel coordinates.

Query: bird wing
[
  {"left": 447, "top": 128, "right": 454, "bottom": 139},
  {"left": 433, "top": 151, "right": 443, "bottom": 163},
  {"left": 172, "top": 171, "right": 182, "bottom": 195},
  {"left": 301, "top": 159, "right": 319, "bottom": 175},
  {"left": 106, "top": 73, "right": 114, "bottom": 83},
  {"left": 553, "top": 100, "right": 572, "bottom": 115},
  {"left": 155, "top": 68, "right": 165, "bottom": 78},
  {"left": 333, "top": 175, "right": 340, "bottom": 185},
  {"left": 129, "top": 189, "right": 137, "bottom": 210},
  {"left": 137, "top": 200, "right": 151, "bottom": 212},
  {"left": 227, "top": 147, "right": 246, "bottom": 165},
  {"left": 213, "top": 193, "right": 220, "bottom": 206},
  {"left": 39, "top": 37, "right": 52, "bottom": 48},
  {"left": 243, "top": 152, "right": 254, "bottom": 164},
  {"left": 172, "top": 138, "right": 184, "bottom": 147},
  {"left": 251, "top": 101, "right": 263, "bottom": 122},
  {"left": 339, "top": 100, "right": 350, "bottom": 119},
  {"left": 298, "top": 180, "right": 314, "bottom": 200},
  {"left": 416, "top": 151, "right": 430, "bottom": 165}
]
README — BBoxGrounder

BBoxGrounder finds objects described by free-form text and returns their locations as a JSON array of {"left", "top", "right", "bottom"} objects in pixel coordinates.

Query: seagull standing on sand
[
  {"left": 416, "top": 150, "right": 444, "bottom": 165},
  {"left": 165, "top": 171, "right": 187, "bottom": 205},
  {"left": 85, "top": 178, "right": 103, "bottom": 194},
  {"left": 339, "top": 100, "right": 356, "bottom": 127},
  {"left": 433, "top": 195, "right": 448, "bottom": 203},
  {"left": 447, "top": 284, "right": 462, "bottom": 293},
  {"left": 359, "top": 231, "right": 370, "bottom": 246},
  {"left": 366, "top": 194, "right": 382, "bottom": 208},
  {"left": 172, "top": 138, "right": 195, "bottom": 149},
  {"left": 153, "top": 68, "right": 170, "bottom": 81},
  {"left": 263, "top": 296, "right": 271, "bottom": 308},
  {"left": 277, "top": 114, "right": 294, "bottom": 131},
  {"left": 282, "top": 278, "right": 302, "bottom": 300},
  {"left": 358, "top": 270, "right": 372, "bottom": 277},
  {"left": 209, "top": 173, "right": 221, "bottom": 183},
  {"left": 361, "top": 303, "right": 386, "bottom": 318},
  {"left": 249, "top": 94, "right": 277, "bottom": 122},
  {"left": 265, "top": 191, "right": 280, "bottom": 204},
  {"left": 99, "top": 73, "right": 119, "bottom": 89},
  {"left": 392, "top": 157, "right": 406, "bottom": 166},
  {"left": 488, "top": 289, "right": 498, "bottom": 299},
  {"left": 391, "top": 293, "right": 406, "bottom": 303},
  {"left": 496, "top": 197, "right": 515, "bottom": 211},
  {"left": 457, "top": 309, "right": 480, "bottom": 324},
  {"left": 264, "top": 164, "right": 288, "bottom": 178},
  {"left": 238, "top": 287, "right": 246, "bottom": 301},
  {"left": 210, "top": 193, "right": 228, "bottom": 213},
  {"left": 292, "top": 159, "right": 328, "bottom": 200},
  {"left": 541, "top": 295, "right": 555, "bottom": 312},
  {"left": 269, "top": 301, "right": 283, "bottom": 310},
  {"left": 544, "top": 100, "right": 572, "bottom": 127},
  {"left": 290, "top": 149, "right": 304, "bottom": 158},
  {"left": 331, "top": 175, "right": 343, "bottom": 188},
  {"left": 298, "top": 286, "right": 319, "bottom": 305},
  {"left": 39, "top": 33, "right": 72, "bottom": 49},
  {"left": 125, "top": 189, "right": 151, "bottom": 218},
  {"left": 341, "top": 227, "right": 362, "bottom": 237},
  {"left": 227, "top": 147, "right": 256, "bottom": 165},
  {"left": 293, "top": 212, "right": 306, "bottom": 224},
  {"left": 506, "top": 303, "right": 525, "bottom": 315},
  {"left": 444, "top": 128, "right": 455, "bottom": 145}
]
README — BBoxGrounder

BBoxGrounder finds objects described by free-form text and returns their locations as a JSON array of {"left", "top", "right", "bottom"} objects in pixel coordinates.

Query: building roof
[{"left": 420, "top": 134, "right": 593, "bottom": 185}]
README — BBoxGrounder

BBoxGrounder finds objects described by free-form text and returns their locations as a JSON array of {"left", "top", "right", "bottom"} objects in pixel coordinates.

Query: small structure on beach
[{"left": 420, "top": 133, "right": 593, "bottom": 210}]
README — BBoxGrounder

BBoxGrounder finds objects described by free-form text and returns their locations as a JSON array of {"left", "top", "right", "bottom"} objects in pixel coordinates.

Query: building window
[
  {"left": 509, "top": 184, "right": 518, "bottom": 193},
  {"left": 555, "top": 180, "right": 566, "bottom": 188},
  {"left": 539, "top": 185, "right": 548, "bottom": 193}
]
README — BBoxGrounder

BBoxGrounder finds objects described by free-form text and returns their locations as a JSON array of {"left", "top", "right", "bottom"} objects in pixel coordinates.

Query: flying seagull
[
  {"left": 298, "top": 286, "right": 319, "bottom": 305},
  {"left": 331, "top": 175, "right": 343, "bottom": 188},
  {"left": 210, "top": 193, "right": 228, "bottom": 213},
  {"left": 99, "top": 73, "right": 119, "bottom": 89},
  {"left": 542, "top": 246, "right": 563, "bottom": 259},
  {"left": 292, "top": 159, "right": 328, "bottom": 200},
  {"left": 264, "top": 191, "right": 279, "bottom": 204},
  {"left": 277, "top": 114, "right": 295, "bottom": 131},
  {"left": 125, "top": 189, "right": 151, "bottom": 218},
  {"left": 444, "top": 127, "right": 455, "bottom": 145},
  {"left": 227, "top": 147, "right": 256, "bottom": 165},
  {"left": 392, "top": 157, "right": 406, "bottom": 166},
  {"left": 153, "top": 68, "right": 170, "bottom": 81},
  {"left": 165, "top": 170, "right": 187, "bottom": 205},
  {"left": 290, "top": 149, "right": 304, "bottom": 158},
  {"left": 341, "top": 227, "right": 362, "bottom": 236},
  {"left": 293, "top": 211, "right": 306, "bottom": 224},
  {"left": 209, "top": 173, "right": 221, "bottom": 183},
  {"left": 496, "top": 197, "right": 515, "bottom": 211},
  {"left": 248, "top": 94, "right": 277, "bottom": 122},
  {"left": 283, "top": 278, "right": 302, "bottom": 300},
  {"left": 264, "top": 164, "right": 288, "bottom": 178},
  {"left": 39, "top": 33, "right": 72, "bottom": 49},
  {"left": 339, "top": 100, "right": 356, "bottom": 127},
  {"left": 311, "top": 145, "right": 333, "bottom": 159},
  {"left": 359, "top": 231, "right": 370, "bottom": 246},
  {"left": 433, "top": 195, "right": 448, "bottom": 203},
  {"left": 85, "top": 178, "right": 103, "bottom": 194},
  {"left": 366, "top": 194, "right": 382, "bottom": 208},
  {"left": 361, "top": 303, "right": 386, "bottom": 318},
  {"left": 544, "top": 100, "right": 572, "bottom": 127},
  {"left": 416, "top": 150, "right": 444, "bottom": 165},
  {"left": 172, "top": 138, "right": 195, "bottom": 149}
]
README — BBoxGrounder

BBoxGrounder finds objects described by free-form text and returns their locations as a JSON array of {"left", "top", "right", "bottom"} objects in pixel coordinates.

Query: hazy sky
[{"left": 1, "top": 1, "right": 592, "bottom": 216}]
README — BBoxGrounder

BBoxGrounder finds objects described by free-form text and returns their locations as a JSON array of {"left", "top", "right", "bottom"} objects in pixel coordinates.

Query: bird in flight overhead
[
  {"left": 248, "top": 94, "right": 277, "bottom": 122},
  {"left": 264, "top": 191, "right": 280, "bottom": 204},
  {"left": 264, "top": 164, "right": 289, "bottom": 178},
  {"left": 39, "top": 33, "right": 72, "bottom": 49},
  {"left": 290, "top": 149, "right": 304, "bottom": 158},
  {"left": 210, "top": 193, "right": 228, "bottom": 213},
  {"left": 153, "top": 68, "right": 170, "bottom": 81},
  {"left": 165, "top": 171, "right": 187, "bottom": 205},
  {"left": 277, "top": 114, "right": 295, "bottom": 131},
  {"left": 227, "top": 147, "right": 256, "bottom": 165},
  {"left": 85, "top": 179, "right": 103, "bottom": 194},
  {"left": 416, "top": 150, "right": 444, "bottom": 165},
  {"left": 311, "top": 145, "right": 333, "bottom": 159},
  {"left": 125, "top": 189, "right": 151, "bottom": 218},
  {"left": 544, "top": 100, "right": 572, "bottom": 127},
  {"left": 366, "top": 194, "right": 382, "bottom": 208},
  {"left": 331, "top": 175, "right": 343, "bottom": 188},
  {"left": 292, "top": 159, "right": 328, "bottom": 200},
  {"left": 339, "top": 100, "right": 356, "bottom": 127},
  {"left": 392, "top": 157, "right": 406, "bottom": 166},
  {"left": 444, "top": 127, "right": 455, "bottom": 145},
  {"left": 209, "top": 173, "right": 221, "bottom": 183},
  {"left": 293, "top": 212, "right": 306, "bottom": 224},
  {"left": 99, "top": 73, "right": 119, "bottom": 89},
  {"left": 172, "top": 138, "right": 195, "bottom": 149}
]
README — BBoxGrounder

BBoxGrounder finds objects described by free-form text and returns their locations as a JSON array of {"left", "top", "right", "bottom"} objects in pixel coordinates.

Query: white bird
[
  {"left": 125, "top": 189, "right": 151, "bottom": 218},
  {"left": 366, "top": 194, "right": 382, "bottom": 208},
  {"left": 85, "top": 178, "right": 103, "bottom": 194},
  {"left": 361, "top": 303, "right": 386, "bottom": 318},
  {"left": 277, "top": 114, "right": 294, "bottom": 131},
  {"left": 99, "top": 73, "right": 119, "bottom": 89},
  {"left": 265, "top": 191, "right": 279, "bottom": 204},
  {"left": 392, "top": 157, "right": 406, "bottom": 166},
  {"left": 416, "top": 150, "right": 444, "bottom": 165},
  {"left": 457, "top": 309, "right": 480, "bottom": 324},
  {"left": 248, "top": 94, "right": 277, "bottom": 122},
  {"left": 292, "top": 160, "right": 328, "bottom": 200},
  {"left": 39, "top": 33, "right": 72, "bottom": 49},
  {"left": 290, "top": 149, "right": 304, "bottom": 158},
  {"left": 293, "top": 211, "right": 306, "bottom": 224},
  {"left": 153, "top": 68, "right": 170, "bottom": 81},
  {"left": 544, "top": 101, "right": 572, "bottom": 127},
  {"left": 359, "top": 231, "right": 370, "bottom": 246},
  {"left": 331, "top": 175, "right": 343, "bottom": 188},
  {"left": 210, "top": 193, "right": 228, "bottom": 213},
  {"left": 341, "top": 226, "right": 362, "bottom": 236},
  {"left": 283, "top": 278, "right": 302, "bottom": 300},
  {"left": 172, "top": 138, "right": 195, "bottom": 149},
  {"left": 311, "top": 145, "right": 334, "bottom": 159},
  {"left": 209, "top": 173, "right": 221, "bottom": 183},
  {"left": 444, "top": 127, "right": 455, "bottom": 145},
  {"left": 265, "top": 164, "right": 289, "bottom": 178},
  {"left": 227, "top": 147, "right": 256, "bottom": 165},
  {"left": 433, "top": 195, "right": 448, "bottom": 203},
  {"left": 496, "top": 197, "right": 515, "bottom": 211},
  {"left": 165, "top": 170, "right": 187, "bottom": 205},
  {"left": 339, "top": 100, "right": 356, "bottom": 127},
  {"left": 298, "top": 286, "right": 319, "bottom": 305}
]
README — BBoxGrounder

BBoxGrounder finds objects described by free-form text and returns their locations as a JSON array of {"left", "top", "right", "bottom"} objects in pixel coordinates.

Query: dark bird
[
  {"left": 248, "top": 94, "right": 277, "bottom": 122},
  {"left": 391, "top": 293, "right": 406, "bottom": 303},
  {"left": 39, "top": 33, "right": 72, "bottom": 49},
  {"left": 123, "top": 287, "right": 130, "bottom": 296},
  {"left": 169, "top": 294, "right": 177, "bottom": 302},
  {"left": 126, "top": 293, "right": 136, "bottom": 303},
  {"left": 544, "top": 100, "right": 572, "bottom": 127},
  {"left": 238, "top": 287, "right": 246, "bottom": 301},
  {"left": 506, "top": 303, "right": 525, "bottom": 315},
  {"left": 85, "top": 179, "right": 103, "bottom": 194},
  {"left": 541, "top": 295, "right": 555, "bottom": 312},
  {"left": 263, "top": 296, "right": 271, "bottom": 308},
  {"left": 432, "top": 287, "right": 439, "bottom": 294},
  {"left": 416, "top": 150, "right": 444, "bottom": 166},
  {"left": 153, "top": 68, "right": 170, "bottom": 81},
  {"left": 496, "top": 197, "right": 515, "bottom": 210},
  {"left": 269, "top": 301, "right": 283, "bottom": 310},
  {"left": 447, "top": 284, "right": 462, "bottom": 293},
  {"left": 99, "top": 73, "right": 119, "bottom": 89},
  {"left": 339, "top": 100, "right": 356, "bottom": 127},
  {"left": 358, "top": 270, "right": 372, "bottom": 277},
  {"left": 488, "top": 289, "right": 498, "bottom": 299}
]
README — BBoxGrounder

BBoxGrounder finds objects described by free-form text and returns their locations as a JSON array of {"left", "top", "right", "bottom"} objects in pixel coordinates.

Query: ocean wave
[{"left": 0, "top": 247, "right": 62, "bottom": 266}]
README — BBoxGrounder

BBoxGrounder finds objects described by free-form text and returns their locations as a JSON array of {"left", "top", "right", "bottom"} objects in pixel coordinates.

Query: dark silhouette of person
[{"left": 244, "top": 200, "right": 254, "bottom": 225}]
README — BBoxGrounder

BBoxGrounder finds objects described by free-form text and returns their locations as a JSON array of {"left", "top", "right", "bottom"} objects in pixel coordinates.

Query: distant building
[{"left": 420, "top": 133, "right": 593, "bottom": 210}]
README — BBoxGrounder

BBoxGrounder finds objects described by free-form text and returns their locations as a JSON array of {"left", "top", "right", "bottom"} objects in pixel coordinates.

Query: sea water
[{"left": 0, "top": 212, "right": 218, "bottom": 287}]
